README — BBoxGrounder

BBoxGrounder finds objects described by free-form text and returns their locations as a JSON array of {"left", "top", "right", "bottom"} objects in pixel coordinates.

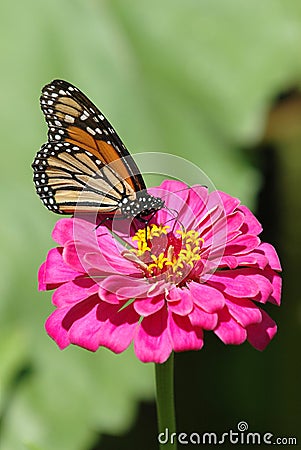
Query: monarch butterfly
[{"left": 32, "top": 79, "right": 164, "bottom": 226}]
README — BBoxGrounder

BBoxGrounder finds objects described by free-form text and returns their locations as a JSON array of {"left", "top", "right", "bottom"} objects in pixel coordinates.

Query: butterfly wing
[
  {"left": 33, "top": 141, "right": 140, "bottom": 214},
  {"left": 32, "top": 79, "right": 145, "bottom": 214}
]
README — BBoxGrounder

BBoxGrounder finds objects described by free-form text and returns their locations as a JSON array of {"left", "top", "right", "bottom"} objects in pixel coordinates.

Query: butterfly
[{"left": 32, "top": 79, "right": 164, "bottom": 227}]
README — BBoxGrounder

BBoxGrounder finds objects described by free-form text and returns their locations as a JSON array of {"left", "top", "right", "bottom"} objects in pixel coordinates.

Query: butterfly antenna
[
  {"left": 159, "top": 184, "right": 208, "bottom": 200},
  {"left": 163, "top": 206, "right": 185, "bottom": 233}
]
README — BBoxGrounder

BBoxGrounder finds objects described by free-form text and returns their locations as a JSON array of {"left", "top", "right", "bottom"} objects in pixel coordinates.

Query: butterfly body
[
  {"left": 119, "top": 191, "right": 164, "bottom": 220},
  {"left": 32, "top": 80, "right": 164, "bottom": 223}
]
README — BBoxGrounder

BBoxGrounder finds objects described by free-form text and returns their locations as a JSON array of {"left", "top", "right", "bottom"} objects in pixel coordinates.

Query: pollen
[
  {"left": 132, "top": 224, "right": 170, "bottom": 256},
  {"left": 148, "top": 252, "right": 173, "bottom": 272},
  {"left": 174, "top": 230, "right": 204, "bottom": 269},
  {"left": 129, "top": 224, "right": 204, "bottom": 283}
]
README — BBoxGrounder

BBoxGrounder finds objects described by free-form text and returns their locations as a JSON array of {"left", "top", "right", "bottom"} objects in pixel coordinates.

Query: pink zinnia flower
[{"left": 39, "top": 180, "right": 282, "bottom": 363}]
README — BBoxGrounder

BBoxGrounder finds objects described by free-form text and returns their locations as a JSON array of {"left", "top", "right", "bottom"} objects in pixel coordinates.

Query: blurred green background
[{"left": 0, "top": 0, "right": 300, "bottom": 449}]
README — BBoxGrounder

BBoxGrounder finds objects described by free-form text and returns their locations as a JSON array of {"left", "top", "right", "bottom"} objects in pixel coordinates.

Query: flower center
[{"left": 126, "top": 224, "right": 204, "bottom": 284}]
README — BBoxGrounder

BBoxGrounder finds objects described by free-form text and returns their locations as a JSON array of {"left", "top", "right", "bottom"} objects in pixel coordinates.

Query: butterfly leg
[
  {"left": 94, "top": 216, "right": 113, "bottom": 230},
  {"left": 137, "top": 210, "right": 160, "bottom": 241}
]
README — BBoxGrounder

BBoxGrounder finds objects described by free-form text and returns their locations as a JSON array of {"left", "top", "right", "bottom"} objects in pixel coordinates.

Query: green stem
[{"left": 155, "top": 352, "right": 177, "bottom": 449}]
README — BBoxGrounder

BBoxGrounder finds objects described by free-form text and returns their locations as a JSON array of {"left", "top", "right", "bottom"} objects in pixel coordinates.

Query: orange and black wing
[{"left": 32, "top": 79, "right": 145, "bottom": 214}]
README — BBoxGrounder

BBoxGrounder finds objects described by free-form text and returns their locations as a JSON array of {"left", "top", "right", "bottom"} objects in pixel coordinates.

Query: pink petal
[
  {"left": 44, "top": 248, "right": 81, "bottom": 284},
  {"left": 218, "top": 256, "right": 238, "bottom": 269},
  {"left": 150, "top": 180, "right": 190, "bottom": 226},
  {"left": 202, "top": 226, "right": 260, "bottom": 265},
  {"left": 224, "top": 234, "right": 261, "bottom": 256},
  {"left": 166, "top": 287, "right": 182, "bottom": 302},
  {"left": 238, "top": 205, "right": 262, "bottom": 235},
  {"left": 167, "top": 288, "right": 193, "bottom": 315},
  {"left": 264, "top": 269, "right": 282, "bottom": 306},
  {"left": 212, "top": 267, "right": 275, "bottom": 304},
  {"left": 63, "top": 242, "right": 89, "bottom": 274},
  {"left": 256, "top": 243, "right": 282, "bottom": 271},
  {"left": 63, "top": 241, "right": 117, "bottom": 276},
  {"left": 38, "top": 262, "right": 47, "bottom": 290},
  {"left": 93, "top": 230, "right": 140, "bottom": 274},
  {"left": 201, "top": 215, "right": 237, "bottom": 255},
  {"left": 94, "top": 214, "right": 135, "bottom": 246},
  {"left": 52, "top": 218, "right": 96, "bottom": 247},
  {"left": 153, "top": 179, "right": 188, "bottom": 195},
  {"left": 215, "top": 190, "right": 240, "bottom": 215},
  {"left": 150, "top": 180, "right": 188, "bottom": 204},
  {"left": 188, "top": 305, "right": 218, "bottom": 330},
  {"left": 98, "top": 285, "right": 121, "bottom": 304},
  {"left": 208, "top": 270, "right": 259, "bottom": 298},
  {"left": 91, "top": 302, "right": 140, "bottom": 353},
  {"left": 52, "top": 277, "right": 99, "bottom": 307},
  {"left": 251, "top": 270, "right": 274, "bottom": 303},
  {"left": 62, "top": 224, "right": 136, "bottom": 276},
  {"left": 226, "top": 211, "right": 245, "bottom": 237},
  {"left": 52, "top": 218, "right": 75, "bottom": 246},
  {"left": 45, "top": 307, "right": 72, "bottom": 349},
  {"left": 234, "top": 253, "right": 268, "bottom": 270},
  {"left": 225, "top": 297, "right": 262, "bottom": 327},
  {"left": 99, "top": 275, "right": 151, "bottom": 301},
  {"left": 134, "top": 308, "right": 172, "bottom": 363},
  {"left": 247, "top": 309, "right": 277, "bottom": 350},
  {"left": 194, "top": 201, "right": 224, "bottom": 236},
  {"left": 168, "top": 311, "right": 204, "bottom": 352},
  {"left": 134, "top": 295, "right": 165, "bottom": 316},
  {"left": 46, "top": 295, "right": 100, "bottom": 350},
  {"left": 85, "top": 248, "right": 139, "bottom": 275},
  {"left": 67, "top": 297, "right": 104, "bottom": 351},
  {"left": 214, "top": 307, "right": 247, "bottom": 345},
  {"left": 189, "top": 281, "right": 225, "bottom": 312},
  {"left": 179, "top": 185, "right": 209, "bottom": 229},
  {"left": 187, "top": 185, "right": 209, "bottom": 219},
  {"left": 204, "top": 211, "right": 244, "bottom": 248}
]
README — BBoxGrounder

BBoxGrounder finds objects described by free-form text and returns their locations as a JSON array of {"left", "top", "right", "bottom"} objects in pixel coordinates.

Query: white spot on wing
[
  {"left": 86, "top": 126, "right": 96, "bottom": 136},
  {"left": 80, "top": 113, "right": 89, "bottom": 120},
  {"left": 64, "top": 114, "right": 75, "bottom": 123}
]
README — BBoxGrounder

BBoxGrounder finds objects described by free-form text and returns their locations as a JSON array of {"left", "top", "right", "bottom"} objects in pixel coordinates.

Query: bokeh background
[{"left": 0, "top": 0, "right": 300, "bottom": 449}]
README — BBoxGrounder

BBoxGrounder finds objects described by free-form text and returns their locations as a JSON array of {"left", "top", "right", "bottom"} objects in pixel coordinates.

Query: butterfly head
[{"left": 119, "top": 191, "right": 164, "bottom": 220}]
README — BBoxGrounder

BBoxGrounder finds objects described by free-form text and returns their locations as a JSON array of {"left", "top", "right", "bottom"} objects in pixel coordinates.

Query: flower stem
[{"left": 155, "top": 352, "right": 177, "bottom": 449}]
